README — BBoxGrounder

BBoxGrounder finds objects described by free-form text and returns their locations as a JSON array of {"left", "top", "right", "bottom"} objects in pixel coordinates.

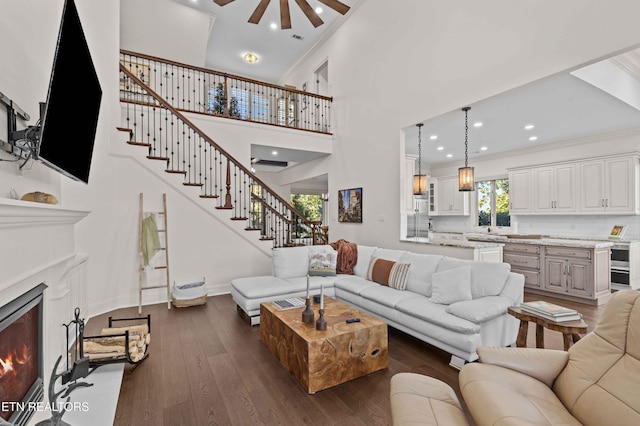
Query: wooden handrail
[
  {"left": 120, "top": 49, "right": 333, "bottom": 101},
  {"left": 120, "top": 64, "right": 320, "bottom": 230}
]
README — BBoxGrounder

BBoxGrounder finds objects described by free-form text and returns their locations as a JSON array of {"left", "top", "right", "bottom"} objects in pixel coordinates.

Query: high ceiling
[
  {"left": 404, "top": 49, "right": 640, "bottom": 167},
  {"left": 169, "top": 2, "right": 640, "bottom": 182},
  {"left": 172, "top": 0, "right": 359, "bottom": 82}
]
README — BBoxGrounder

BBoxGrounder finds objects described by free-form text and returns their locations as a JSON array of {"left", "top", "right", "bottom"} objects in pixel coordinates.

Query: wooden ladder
[{"left": 138, "top": 193, "right": 171, "bottom": 314}]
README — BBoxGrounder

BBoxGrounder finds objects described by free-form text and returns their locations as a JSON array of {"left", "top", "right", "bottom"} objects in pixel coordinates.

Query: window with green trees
[
  {"left": 477, "top": 179, "right": 510, "bottom": 227},
  {"left": 290, "top": 194, "right": 323, "bottom": 221},
  {"left": 291, "top": 194, "right": 323, "bottom": 238}
]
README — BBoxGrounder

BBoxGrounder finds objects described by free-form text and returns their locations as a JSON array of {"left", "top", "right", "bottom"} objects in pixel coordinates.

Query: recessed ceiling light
[
  {"left": 315, "top": 7, "right": 323, "bottom": 14},
  {"left": 272, "top": 150, "right": 278, "bottom": 156},
  {"left": 437, "top": 146, "right": 444, "bottom": 151},
  {"left": 529, "top": 136, "right": 538, "bottom": 141},
  {"left": 270, "top": 22, "right": 278, "bottom": 30},
  {"left": 473, "top": 122, "right": 483, "bottom": 128},
  {"left": 430, "top": 135, "right": 438, "bottom": 140},
  {"left": 524, "top": 124, "right": 535, "bottom": 130},
  {"left": 446, "top": 153, "right": 453, "bottom": 158},
  {"left": 243, "top": 53, "right": 259, "bottom": 63},
  {"left": 480, "top": 146, "right": 488, "bottom": 151}
]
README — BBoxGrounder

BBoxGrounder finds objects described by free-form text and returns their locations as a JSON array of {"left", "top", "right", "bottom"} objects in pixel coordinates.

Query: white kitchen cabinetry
[
  {"left": 579, "top": 156, "right": 637, "bottom": 214},
  {"left": 508, "top": 169, "right": 533, "bottom": 213},
  {"left": 432, "top": 176, "right": 470, "bottom": 216},
  {"left": 508, "top": 153, "right": 638, "bottom": 216},
  {"left": 401, "top": 155, "right": 417, "bottom": 213},
  {"left": 533, "top": 164, "right": 576, "bottom": 213}
]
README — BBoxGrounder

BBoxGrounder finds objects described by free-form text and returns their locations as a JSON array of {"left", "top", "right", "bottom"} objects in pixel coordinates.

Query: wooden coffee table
[
  {"left": 260, "top": 297, "right": 388, "bottom": 394},
  {"left": 508, "top": 306, "right": 588, "bottom": 351}
]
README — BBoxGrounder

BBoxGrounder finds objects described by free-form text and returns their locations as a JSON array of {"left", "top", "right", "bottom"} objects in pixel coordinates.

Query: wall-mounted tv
[{"left": 37, "top": 0, "right": 102, "bottom": 184}]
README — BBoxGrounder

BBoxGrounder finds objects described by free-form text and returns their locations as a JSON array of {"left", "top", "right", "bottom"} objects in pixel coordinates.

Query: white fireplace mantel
[{"left": 0, "top": 197, "right": 89, "bottom": 228}]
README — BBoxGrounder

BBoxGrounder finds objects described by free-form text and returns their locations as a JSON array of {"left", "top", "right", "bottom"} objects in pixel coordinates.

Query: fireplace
[{"left": 0, "top": 283, "right": 46, "bottom": 426}]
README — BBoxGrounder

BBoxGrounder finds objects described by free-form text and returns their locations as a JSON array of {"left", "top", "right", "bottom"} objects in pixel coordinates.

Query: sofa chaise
[{"left": 230, "top": 244, "right": 524, "bottom": 364}]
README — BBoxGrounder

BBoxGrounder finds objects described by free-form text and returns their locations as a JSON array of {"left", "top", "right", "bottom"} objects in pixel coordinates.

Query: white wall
[
  {"left": 120, "top": 0, "right": 212, "bottom": 67},
  {"left": 0, "top": 1, "right": 64, "bottom": 198},
  {"left": 281, "top": 0, "right": 640, "bottom": 250}
]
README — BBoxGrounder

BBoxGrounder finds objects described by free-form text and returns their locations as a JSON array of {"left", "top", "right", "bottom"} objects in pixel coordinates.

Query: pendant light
[
  {"left": 458, "top": 107, "right": 475, "bottom": 191},
  {"left": 413, "top": 123, "right": 427, "bottom": 195}
]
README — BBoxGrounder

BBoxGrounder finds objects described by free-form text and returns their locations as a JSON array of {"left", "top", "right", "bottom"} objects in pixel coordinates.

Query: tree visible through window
[
  {"left": 291, "top": 194, "right": 322, "bottom": 221},
  {"left": 477, "top": 179, "right": 510, "bottom": 227}
]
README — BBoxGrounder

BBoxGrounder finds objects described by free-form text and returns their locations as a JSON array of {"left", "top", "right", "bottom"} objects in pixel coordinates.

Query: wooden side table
[{"left": 508, "top": 307, "right": 588, "bottom": 351}]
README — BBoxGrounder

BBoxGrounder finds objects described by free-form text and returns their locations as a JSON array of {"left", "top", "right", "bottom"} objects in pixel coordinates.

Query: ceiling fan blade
[
  {"left": 294, "top": 0, "right": 324, "bottom": 27},
  {"left": 213, "top": 0, "right": 235, "bottom": 6},
  {"left": 318, "top": 0, "right": 350, "bottom": 15},
  {"left": 248, "top": 0, "right": 271, "bottom": 24},
  {"left": 280, "top": 0, "right": 292, "bottom": 29}
]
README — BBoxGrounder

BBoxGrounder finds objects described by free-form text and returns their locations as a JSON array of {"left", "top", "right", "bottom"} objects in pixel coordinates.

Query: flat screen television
[{"left": 37, "top": 0, "right": 102, "bottom": 184}]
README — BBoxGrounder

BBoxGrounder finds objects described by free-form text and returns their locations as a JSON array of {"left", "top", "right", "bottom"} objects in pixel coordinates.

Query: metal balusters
[{"left": 119, "top": 63, "right": 324, "bottom": 247}]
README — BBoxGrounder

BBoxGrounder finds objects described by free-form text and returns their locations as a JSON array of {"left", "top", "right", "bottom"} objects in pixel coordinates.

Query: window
[
  {"left": 207, "top": 86, "right": 268, "bottom": 121},
  {"left": 477, "top": 179, "right": 510, "bottom": 227}
]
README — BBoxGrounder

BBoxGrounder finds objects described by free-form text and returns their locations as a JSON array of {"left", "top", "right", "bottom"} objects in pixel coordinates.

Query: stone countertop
[
  {"left": 402, "top": 237, "right": 504, "bottom": 249},
  {"left": 465, "top": 235, "right": 613, "bottom": 249}
]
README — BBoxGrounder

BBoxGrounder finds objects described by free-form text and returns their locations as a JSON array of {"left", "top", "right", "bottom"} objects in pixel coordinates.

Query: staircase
[{"left": 118, "top": 56, "right": 327, "bottom": 248}]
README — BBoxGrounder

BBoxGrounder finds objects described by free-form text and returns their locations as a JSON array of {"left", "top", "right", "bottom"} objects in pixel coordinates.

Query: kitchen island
[
  {"left": 400, "top": 236, "right": 504, "bottom": 263},
  {"left": 467, "top": 234, "right": 612, "bottom": 305}
]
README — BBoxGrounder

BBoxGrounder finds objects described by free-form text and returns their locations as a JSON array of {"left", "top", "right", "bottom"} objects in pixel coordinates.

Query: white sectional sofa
[{"left": 230, "top": 244, "right": 524, "bottom": 364}]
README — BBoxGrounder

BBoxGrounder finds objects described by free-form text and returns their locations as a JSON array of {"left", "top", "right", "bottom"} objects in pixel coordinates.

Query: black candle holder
[
  {"left": 302, "top": 298, "right": 314, "bottom": 323},
  {"left": 315, "top": 308, "right": 327, "bottom": 330}
]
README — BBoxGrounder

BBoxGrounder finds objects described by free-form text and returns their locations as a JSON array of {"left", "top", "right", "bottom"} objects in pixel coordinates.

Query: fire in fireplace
[{"left": 0, "top": 283, "right": 46, "bottom": 426}]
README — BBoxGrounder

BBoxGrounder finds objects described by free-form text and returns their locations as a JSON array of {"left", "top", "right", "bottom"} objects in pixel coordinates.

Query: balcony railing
[
  {"left": 118, "top": 63, "right": 326, "bottom": 247},
  {"left": 119, "top": 50, "right": 332, "bottom": 134}
]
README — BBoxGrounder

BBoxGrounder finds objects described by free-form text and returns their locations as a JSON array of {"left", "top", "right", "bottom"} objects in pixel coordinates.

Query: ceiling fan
[{"left": 213, "top": 0, "right": 350, "bottom": 29}]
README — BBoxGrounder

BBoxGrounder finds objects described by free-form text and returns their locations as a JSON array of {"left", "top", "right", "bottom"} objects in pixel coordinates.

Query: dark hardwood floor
[{"left": 83, "top": 292, "right": 606, "bottom": 425}]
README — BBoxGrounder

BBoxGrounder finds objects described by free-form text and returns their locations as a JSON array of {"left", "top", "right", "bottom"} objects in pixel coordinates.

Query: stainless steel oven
[{"left": 611, "top": 243, "right": 630, "bottom": 288}]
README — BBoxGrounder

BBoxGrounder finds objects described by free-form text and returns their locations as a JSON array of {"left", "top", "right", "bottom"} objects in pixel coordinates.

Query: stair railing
[
  {"left": 119, "top": 64, "right": 324, "bottom": 247},
  {"left": 120, "top": 50, "right": 332, "bottom": 134}
]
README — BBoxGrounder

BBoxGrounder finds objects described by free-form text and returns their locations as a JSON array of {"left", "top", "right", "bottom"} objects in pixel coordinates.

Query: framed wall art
[{"left": 338, "top": 187, "right": 362, "bottom": 223}]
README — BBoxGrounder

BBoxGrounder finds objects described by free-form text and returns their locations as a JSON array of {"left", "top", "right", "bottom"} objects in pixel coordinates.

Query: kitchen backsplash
[{"left": 431, "top": 215, "right": 640, "bottom": 241}]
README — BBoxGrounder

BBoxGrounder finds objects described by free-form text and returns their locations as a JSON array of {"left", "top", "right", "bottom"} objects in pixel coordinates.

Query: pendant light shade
[
  {"left": 413, "top": 123, "right": 427, "bottom": 195},
  {"left": 458, "top": 107, "right": 475, "bottom": 191},
  {"left": 458, "top": 166, "right": 474, "bottom": 191},
  {"left": 413, "top": 174, "right": 427, "bottom": 195}
]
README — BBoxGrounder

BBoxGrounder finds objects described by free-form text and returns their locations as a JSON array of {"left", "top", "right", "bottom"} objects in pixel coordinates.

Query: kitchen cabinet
[
  {"left": 508, "top": 169, "right": 533, "bottom": 213},
  {"left": 507, "top": 153, "right": 639, "bottom": 216},
  {"left": 533, "top": 164, "right": 576, "bottom": 213},
  {"left": 401, "top": 155, "right": 417, "bottom": 213},
  {"left": 432, "top": 176, "right": 470, "bottom": 216},
  {"left": 579, "top": 156, "right": 637, "bottom": 214},
  {"left": 503, "top": 243, "right": 541, "bottom": 289},
  {"left": 485, "top": 239, "right": 611, "bottom": 305},
  {"left": 542, "top": 246, "right": 610, "bottom": 302},
  {"left": 428, "top": 181, "right": 437, "bottom": 215}
]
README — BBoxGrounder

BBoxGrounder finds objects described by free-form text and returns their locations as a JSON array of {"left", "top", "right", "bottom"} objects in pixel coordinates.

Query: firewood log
[
  {"left": 84, "top": 338, "right": 138, "bottom": 350},
  {"left": 101, "top": 324, "right": 149, "bottom": 335}
]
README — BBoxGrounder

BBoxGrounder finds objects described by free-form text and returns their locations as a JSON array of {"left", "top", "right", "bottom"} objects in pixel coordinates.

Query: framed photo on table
[{"left": 338, "top": 187, "right": 362, "bottom": 223}]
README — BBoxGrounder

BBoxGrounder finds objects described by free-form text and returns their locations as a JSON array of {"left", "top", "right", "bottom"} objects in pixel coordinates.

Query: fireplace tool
[{"left": 35, "top": 308, "right": 95, "bottom": 426}]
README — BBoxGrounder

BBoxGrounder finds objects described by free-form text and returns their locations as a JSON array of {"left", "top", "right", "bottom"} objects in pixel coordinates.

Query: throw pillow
[
  {"left": 366, "top": 257, "right": 410, "bottom": 290},
  {"left": 308, "top": 251, "right": 337, "bottom": 276},
  {"left": 429, "top": 266, "right": 472, "bottom": 305}
]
